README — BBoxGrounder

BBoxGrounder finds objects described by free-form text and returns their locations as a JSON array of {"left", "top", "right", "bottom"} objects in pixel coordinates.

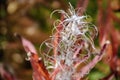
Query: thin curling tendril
[{"left": 39, "top": 2, "right": 99, "bottom": 80}]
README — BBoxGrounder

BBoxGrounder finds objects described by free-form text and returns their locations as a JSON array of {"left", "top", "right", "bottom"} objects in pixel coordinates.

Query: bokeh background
[{"left": 0, "top": 0, "right": 120, "bottom": 80}]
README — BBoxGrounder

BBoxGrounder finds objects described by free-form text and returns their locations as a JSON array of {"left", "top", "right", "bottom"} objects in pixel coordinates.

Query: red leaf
[
  {"left": 20, "top": 36, "right": 51, "bottom": 80},
  {"left": 77, "top": 41, "right": 110, "bottom": 79},
  {"left": 21, "top": 37, "right": 37, "bottom": 54}
]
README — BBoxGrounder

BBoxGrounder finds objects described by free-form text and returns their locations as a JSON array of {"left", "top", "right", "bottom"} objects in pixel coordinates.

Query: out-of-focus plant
[
  {"left": 97, "top": 0, "right": 120, "bottom": 80},
  {"left": 0, "top": 0, "right": 67, "bottom": 79},
  {"left": 0, "top": 63, "right": 17, "bottom": 80},
  {"left": 1, "top": 0, "right": 120, "bottom": 80},
  {"left": 20, "top": 2, "right": 110, "bottom": 80}
]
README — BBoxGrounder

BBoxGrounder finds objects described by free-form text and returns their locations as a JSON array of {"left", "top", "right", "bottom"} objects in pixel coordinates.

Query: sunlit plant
[{"left": 20, "top": 3, "right": 109, "bottom": 80}]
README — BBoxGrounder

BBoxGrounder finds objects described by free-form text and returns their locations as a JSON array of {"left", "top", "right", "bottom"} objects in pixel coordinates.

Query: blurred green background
[{"left": 0, "top": 0, "right": 120, "bottom": 80}]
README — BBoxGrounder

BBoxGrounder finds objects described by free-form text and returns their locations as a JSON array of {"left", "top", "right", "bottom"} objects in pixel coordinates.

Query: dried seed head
[{"left": 40, "top": 3, "right": 98, "bottom": 79}]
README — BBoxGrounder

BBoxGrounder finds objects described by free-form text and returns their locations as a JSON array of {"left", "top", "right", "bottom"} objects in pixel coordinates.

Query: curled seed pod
[{"left": 39, "top": 3, "right": 107, "bottom": 80}]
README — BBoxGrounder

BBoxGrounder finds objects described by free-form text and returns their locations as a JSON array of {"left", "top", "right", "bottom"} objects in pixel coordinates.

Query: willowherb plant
[
  {"left": 39, "top": 3, "right": 109, "bottom": 80},
  {"left": 20, "top": 3, "right": 110, "bottom": 80}
]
